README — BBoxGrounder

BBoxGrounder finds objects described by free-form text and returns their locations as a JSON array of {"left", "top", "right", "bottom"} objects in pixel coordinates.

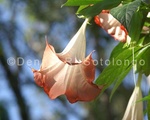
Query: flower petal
[
  {"left": 82, "top": 51, "right": 95, "bottom": 83},
  {"left": 94, "top": 11, "right": 128, "bottom": 42},
  {"left": 38, "top": 43, "right": 67, "bottom": 98},
  {"left": 32, "top": 69, "right": 44, "bottom": 87},
  {"left": 40, "top": 41, "right": 60, "bottom": 70},
  {"left": 65, "top": 52, "right": 101, "bottom": 103},
  {"left": 33, "top": 42, "right": 101, "bottom": 103},
  {"left": 32, "top": 19, "right": 102, "bottom": 103},
  {"left": 57, "top": 19, "right": 89, "bottom": 63}
]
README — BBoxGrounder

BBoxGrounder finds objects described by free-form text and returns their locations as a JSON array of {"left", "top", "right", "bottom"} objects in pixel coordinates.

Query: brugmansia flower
[
  {"left": 32, "top": 19, "right": 102, "bottom": 103},
  {"left": 94, "top": 10, "right": 128, "bottom": 42},
  {"left": 122, "top": 84, "right": 143, "bottom": 120}
]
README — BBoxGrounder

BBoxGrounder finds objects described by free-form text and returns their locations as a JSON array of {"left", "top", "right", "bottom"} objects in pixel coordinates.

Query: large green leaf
[
  {"left": 95, "top": 43, "right": 142, "bottom": 95},
  {"left": 63, "top": 0, "right": 102, "bottom": 6},
  {"left": 136, "top": 41, "right": 150, "bottom": 76},
  {"left": 110, "top": 64, "right": 132, "bottom": 99},
  {"left": 128, "top": 11, "right": 143, "bottom": 41},
  {"left": 77, "top": 0, "right": 122, "bottom": 17},
  {"left": 110, "top": 0, "right": 141, "bottom": 31},
  {"left": 77, "top": 5, "right": 89, "bottom": 13},
  {"left": 109, "top": 43, "right": 125, "bottom": 60}
]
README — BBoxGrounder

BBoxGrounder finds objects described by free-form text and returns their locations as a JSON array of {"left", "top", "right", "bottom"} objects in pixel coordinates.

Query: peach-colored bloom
[
  {"left": 95, "top": 10, "right": 128, "bottom": 42},
  {"left": 32, "top": 19, "right": 102, "bottom": 103}
]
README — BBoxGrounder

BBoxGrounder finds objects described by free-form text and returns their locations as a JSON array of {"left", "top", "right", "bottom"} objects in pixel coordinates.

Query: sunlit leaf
[
  {"left": 136, "top": 41, "right": 150, "bottom": 76},
  {"left": 77, "top": 0, "right": 122, "bottom": 17},
  {"left": 95, "top": 43, "right": 142, "bottom": 96},
  {"left": 109, "top": 64, "right": 132, "bottom": 99},
  {"left": 63, "top": 0, "right": 102, "bottom": 6},
  {"left": 109, "top": 43, "right": 125, "bottom": 60},
  {"left": 77, "top": 5, "right": 89, "bottom": 13}
]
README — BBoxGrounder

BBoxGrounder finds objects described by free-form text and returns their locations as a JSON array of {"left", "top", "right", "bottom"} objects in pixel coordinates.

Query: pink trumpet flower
[
  {"left": 95, "top": 10, "right": 128, "bottom": 42},
  {"left": 32, "top": 19, "right": 102, "bottom": 103}
]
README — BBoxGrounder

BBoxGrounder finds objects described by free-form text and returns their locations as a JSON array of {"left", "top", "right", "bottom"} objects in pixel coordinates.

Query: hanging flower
[
  {"left": 32, "top": 19, "right": 102, "bottom": 103},
  {"left": 122, "top": 84, "right": 143, "bottom": 120},
  {"left": 94, "top": 10, "right": 128, "bottom": 42}
]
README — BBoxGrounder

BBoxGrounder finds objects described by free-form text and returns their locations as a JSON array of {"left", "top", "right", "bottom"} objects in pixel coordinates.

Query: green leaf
[
  {"left": 128, "top": 11, "right": 143, "bottom": 41},
  {"left": 110, "top": 0, "right": 141, "bottom": 31},
  {"left": 110, "top": 65, "right": 132, "bottom": 99},
  {"left": 136, "top": 41, "right": 150, "bottom": 76},
  {"left": 95, "top": 43, "right": 142, "bottom": 96},
  {"left": 77, "top": 0, "right": 122, "bottom": 17},
  {"left": 137, "top": 93, "right": 150, "bottom": 119},
  {"left": 63, "top": 0, "right": 102, "bottom": 6},
  {"left": 77, "top": 5, "right": 89, "bottom": 13},
  {"left": 109, "top": 43, "right": 125, "bottom": 60},
  {"left": 140, "top": 94, "right": 150, "bottom": 101}
]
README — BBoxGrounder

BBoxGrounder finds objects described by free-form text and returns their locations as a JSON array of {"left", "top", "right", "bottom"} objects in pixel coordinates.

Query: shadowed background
[{"left": 0, "top": 0, "right": 147, "bottom": 120}]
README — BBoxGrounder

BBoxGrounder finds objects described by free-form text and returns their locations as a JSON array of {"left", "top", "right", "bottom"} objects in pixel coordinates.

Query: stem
[
  {"left": 86, "top": 17, "right": 92, "bottom": 24},
  {"left": 132, "top": 45, "right": 136, "bottom": 86},
  {"left": 136, "top": 72, "right": 142, "bottom": 87}
]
